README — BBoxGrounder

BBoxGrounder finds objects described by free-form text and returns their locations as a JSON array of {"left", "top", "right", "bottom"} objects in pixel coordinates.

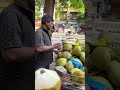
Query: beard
[{"left": 45, "top": 24, "right": 50, "bottom": 30}]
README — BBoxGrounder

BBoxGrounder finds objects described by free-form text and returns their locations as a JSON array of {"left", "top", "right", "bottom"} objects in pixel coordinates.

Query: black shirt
[
  {"left": 0, "top": 3, "right": 34, "bottom": 90},
  {"left": 35, "top": 28, "right": 53, "bottom": 70}
]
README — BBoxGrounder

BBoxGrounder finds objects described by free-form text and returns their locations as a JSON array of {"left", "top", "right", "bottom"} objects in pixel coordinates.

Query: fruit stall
[
  {"left": 55, "top": 36, "right": 85, "bottom": 90},
  {"left": 35, "top": 34, "right": 85, "bottom": 90}
]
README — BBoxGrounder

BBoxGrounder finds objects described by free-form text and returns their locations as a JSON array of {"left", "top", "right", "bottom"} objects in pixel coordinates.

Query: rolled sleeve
[{"left": 35, "top": 29, "right": 45, "bottom": 47}]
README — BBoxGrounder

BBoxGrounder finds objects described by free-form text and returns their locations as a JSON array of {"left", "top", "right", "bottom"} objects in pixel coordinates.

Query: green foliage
[
  {"left": 59, "top": 0, "right": 68, "bottom": 7},
  {"left": 56, "top": 6, "right": 62, "bottom": 19},
  {"left": 70, "top": 0, "right": 84, "bottom": 8},
  {"left": 59, "top": 0, "right": 85, "bottom": 11},
  {"left": 76, "top": 13, "right": 85, "bottom": 20},
  {"left": 58, "top": 0, "right": 85, "bottom": 19},
  {"left": 70, "top": 0, "right": 85, "bottom": 14},
  {"left": 35, "top": 0, "right": 45, "bottom": 20},
  {"left": 35, "top": 6, "right": 40, "bottom": 20}
]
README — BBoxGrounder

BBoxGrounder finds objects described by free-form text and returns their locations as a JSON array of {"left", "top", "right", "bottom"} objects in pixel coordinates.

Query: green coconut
[
  {"left": 61, "top": 51, "right": 72, "bottom": 59},
  {"left": 63, "top": 39, "right": 69, "bottom": 43},
  {"left": 107, "top": 60, "right": 120, "bottom": 87},
  {"left": 70, "top": 68, "right": 82, "bottom": 74},
  {"left": 70, "top": 49, "right": 74, "bottom": 56},
  {"left": 80, "top": 52, "right": 85, "bottom": 63},
  {"left": 65, "top": 61, "right": 74, "bottom": 73},
  {"left": 56, "top": 58, "right": 67, "bottom": 66},
  {"left": 63, "top": 44, "right": 73, "bottom": 51},
  {"left": 81, "top": 45, "right": 85, "bottom": 52},
  {"left": 91, "top": 76, "right": 113, "bottom": 90},
  {"left": 72, "top": 46, "right": 82, "bottom": 56},
  {"left": 91, "top": 47, "right": 111, "bottom": 71}
]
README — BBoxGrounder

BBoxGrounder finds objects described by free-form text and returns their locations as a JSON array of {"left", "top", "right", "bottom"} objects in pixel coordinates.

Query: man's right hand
[{"left": 53, "top": 43, "right": 61, "bottom": 49}]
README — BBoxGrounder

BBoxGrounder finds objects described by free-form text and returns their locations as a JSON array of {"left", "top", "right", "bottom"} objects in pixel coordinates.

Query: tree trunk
[{"left": 44, "top": 0, "right": 55, "bottom": 18}]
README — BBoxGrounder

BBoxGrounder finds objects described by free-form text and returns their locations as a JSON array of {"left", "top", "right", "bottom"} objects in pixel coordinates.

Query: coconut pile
[
  {"left": 55, "top": 38, "right": 85, "bottom": 84},
  {"left": 85, "top": 31, "right": 120, "bottom": 90}
]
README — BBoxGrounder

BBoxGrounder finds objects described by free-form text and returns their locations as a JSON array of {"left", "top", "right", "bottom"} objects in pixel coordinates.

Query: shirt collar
[{"left": 42, "top": 28, "right": 51, "bottom": 40}]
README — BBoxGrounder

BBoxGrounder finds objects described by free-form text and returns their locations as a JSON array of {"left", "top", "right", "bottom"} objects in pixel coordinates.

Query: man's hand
[
  {"left": 53, "top": 49, "right": 58, "bottom": 54},
  {"left": 36, "top": 43, "right": 61, "bottom": 53},
  {"left": 53, "top": 43, "right": 61, "bottom": 49}
]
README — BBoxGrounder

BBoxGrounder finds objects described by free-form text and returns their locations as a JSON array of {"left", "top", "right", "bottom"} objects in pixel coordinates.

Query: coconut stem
[{"left": 40, "top": 69, "right": 45, "bottom": 74}]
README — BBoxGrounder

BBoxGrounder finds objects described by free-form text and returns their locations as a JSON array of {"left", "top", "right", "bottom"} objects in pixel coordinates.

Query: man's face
[
  {"left": 49, "top": 27, "right": 55, "bottom": 36},
  {"left": 46, "top": 21, "right": 54, "bottom": 30}
]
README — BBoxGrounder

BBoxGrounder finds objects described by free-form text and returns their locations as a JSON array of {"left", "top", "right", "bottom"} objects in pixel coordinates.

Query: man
[
  {"left": 0, "top": 0, "right": 35, "bottom": 89},
  {"left": 49, "top": 24, "right": 55, "bottom": 37},
  {"left": 35, "top": 14, "right": 61, "bottom": 70}
]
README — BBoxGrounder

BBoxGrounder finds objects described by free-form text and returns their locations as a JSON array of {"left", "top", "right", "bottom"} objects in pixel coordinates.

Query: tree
[
  {"left": 59, "top": 0, "right": 85, "bottom": 13},
  {"left": 58, "top": 0, "right": 85, "bottom": 20},
  {"left": 44, "top": 0, "right": 55, "bottom": 17},
  {"left": 35, "top": 0, "right": 45, "bottom": 20},
  {"left": 35, "top": 0, "right": 55, "bottom": 20}
]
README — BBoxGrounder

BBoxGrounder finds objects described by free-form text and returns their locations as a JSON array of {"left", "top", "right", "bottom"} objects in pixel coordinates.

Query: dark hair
[{"left": 41, "top": 14, "right": 54, "bottom": 24}]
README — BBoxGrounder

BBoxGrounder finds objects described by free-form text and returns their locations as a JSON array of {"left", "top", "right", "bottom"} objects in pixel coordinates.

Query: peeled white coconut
[{"left": 35, "top": 68, "right": 61, "bottom": 90}]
